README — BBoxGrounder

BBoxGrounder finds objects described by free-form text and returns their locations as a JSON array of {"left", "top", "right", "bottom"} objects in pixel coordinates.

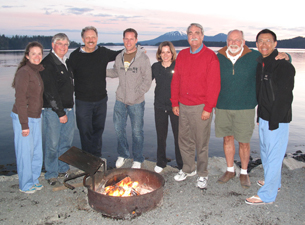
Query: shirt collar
[
  {"left": 190, "top": 43, "right": 203, "bottom": 54},
  {"left": 52, "top": 49, "right": 67, "bottom": 64},
  {"left": 226, "top": 47, "right": 244, "bottom": 64}
]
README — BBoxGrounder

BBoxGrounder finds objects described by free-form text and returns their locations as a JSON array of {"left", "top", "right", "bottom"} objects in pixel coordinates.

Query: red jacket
[{"left": 170, "top": 45, "right": 221, "bottom": 113}]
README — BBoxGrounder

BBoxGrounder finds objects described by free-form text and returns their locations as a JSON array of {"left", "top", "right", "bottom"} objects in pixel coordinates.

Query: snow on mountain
[{"left": 138, "top": 31, "right": 227, "bottom": 45}]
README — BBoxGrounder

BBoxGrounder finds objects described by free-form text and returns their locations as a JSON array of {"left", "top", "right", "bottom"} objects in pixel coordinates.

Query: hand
[
  {"left": 59, "top": 115, "right": 68, "bottom": 124},
  {"left": 172, "top": 106, "right": 179, "bottom": 116},
  {"left": 22, "top": 129, "right": 30, "bottom": 137},
  {"left": 275, "top": 52, "right": 289, "bottom": 61},
  {"left": 201, "top": 110, "right": 211, "bottom": 120}
]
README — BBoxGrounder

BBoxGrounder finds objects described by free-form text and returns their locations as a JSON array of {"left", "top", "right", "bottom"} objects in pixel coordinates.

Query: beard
[{"left": 228, "top": 44, "right": 243, "bottom": 54}]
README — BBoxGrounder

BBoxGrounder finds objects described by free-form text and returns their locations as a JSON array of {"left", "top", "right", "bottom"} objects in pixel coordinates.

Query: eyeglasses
[
  {"left": 55, "top": 43, "right": 69, "bottom": 47},
  {"left": 257, "top": 39, "right": 274, "bottom": 45}
]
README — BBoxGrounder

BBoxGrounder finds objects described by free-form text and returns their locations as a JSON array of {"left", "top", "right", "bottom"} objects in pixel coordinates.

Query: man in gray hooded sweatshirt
[{"left": 107, "top": 28, "right": 152, "bottom": 169}]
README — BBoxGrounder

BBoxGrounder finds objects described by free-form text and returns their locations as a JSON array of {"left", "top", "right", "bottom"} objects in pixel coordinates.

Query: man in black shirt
[{"left": 69, "top": 26, "right": 121, "bottom": 157}]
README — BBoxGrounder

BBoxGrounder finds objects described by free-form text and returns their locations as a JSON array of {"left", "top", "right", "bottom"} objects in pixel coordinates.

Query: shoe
[
  {"left": 116, "top": 157, "right": 126, "bottom": 168},
  {"left": 240, "top": 174, "right": 251, "bottom": 189},
  {"left": 48, "top": 178, "right": 58, "bottom": 186},
  {"left": 257, "top": 180, "right": 281, "bottom": 191},
  {"left": 131, "top": 161, "right": 141, "bottom": 169},
  {"left": 58, "top": 169, "right": 72, "bottom": 178},
  {"left": 217, "top": 171, "right": 236, "bottom": 183},
  {"left": 33, "top": 183, "right": 44, "bottom": 190},
  {"left": 154, "top": 166, "right": 164, "bottom": 173},
  {"left": 174, "top": 169, "right": 197, "bottom": 181},
  {"left": 245, "top": 195, "right": 273, "bottom": 205},
  {"left": 196, "top": 176, "right": 208, "bottom": 189},
  {"left": 19, "top": 187, "right": 36, "bottom": 194}
]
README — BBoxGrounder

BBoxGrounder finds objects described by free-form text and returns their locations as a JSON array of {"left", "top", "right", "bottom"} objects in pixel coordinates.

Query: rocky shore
[{"left": 0, "top": 156, "right": 304, "bottom": 225}]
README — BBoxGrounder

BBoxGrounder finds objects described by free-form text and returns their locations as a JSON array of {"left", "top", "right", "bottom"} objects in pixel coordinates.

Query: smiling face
[
  {"left": 82, "top": 29, "right": 98, "bottom": 53},
  {"left": 187, "top": 25, "right": 204, "bottom": 52},
  {"left": 26, "top": 46, "right": 43, "bottom": 65},
  {"left": 160, "top": 46, "right": 173, "bottom": 64},
  {"left": 227, "top": 30, "right": 245, "bottom": 56},
  {"left": 52, "top": 39, "right": 69, "bottom": 59},
  {"left": 123, "top": 32, "right": 138, "bottom": 54},
  {"left": 256, "top": 33, "right": 277, "bottom": 58}
]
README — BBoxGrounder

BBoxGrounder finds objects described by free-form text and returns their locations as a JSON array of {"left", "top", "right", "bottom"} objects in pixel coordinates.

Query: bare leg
[
  {"left": 218, "top": 136, "right": 236, "bottom": 183},
  {"left": 239, "top": 142, "right": 251, "bottom": 188},
  {"left": 223, "top": 136, "right": 235, "bottom": 167},
  {"left": 239, "top": 142, "right": 250, "bottom": 170}
]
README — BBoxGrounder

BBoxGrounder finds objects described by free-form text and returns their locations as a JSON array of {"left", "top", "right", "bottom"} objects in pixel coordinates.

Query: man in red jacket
[{"left": 171, "top": 23, "right": 221, "bottom": 189}]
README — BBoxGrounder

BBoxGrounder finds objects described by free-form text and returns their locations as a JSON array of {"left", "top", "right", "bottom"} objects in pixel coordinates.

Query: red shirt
[{"left": 170, "top": 45, "right": 221, "bottom": 113}]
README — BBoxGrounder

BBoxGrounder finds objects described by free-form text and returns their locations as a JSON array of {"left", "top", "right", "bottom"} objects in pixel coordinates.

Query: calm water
[{"left": 1, "top": 46, "right": 304, "bottom": 170}]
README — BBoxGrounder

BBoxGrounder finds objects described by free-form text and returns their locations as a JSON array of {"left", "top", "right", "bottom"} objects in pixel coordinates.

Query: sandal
[
  {"left": 257, "top": 180, "right": 280, "bottom": 191},
  {"left": 245, "top": 195, "right": 273, "bottom": 205}
]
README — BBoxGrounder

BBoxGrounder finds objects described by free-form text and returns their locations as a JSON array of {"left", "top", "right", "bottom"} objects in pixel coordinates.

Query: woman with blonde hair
[
  {"left": 152, "top": 41, "right": 182, "bottom": 173},
  {"left": 11, "top": 41, "right": 45, "bottom": 194}
]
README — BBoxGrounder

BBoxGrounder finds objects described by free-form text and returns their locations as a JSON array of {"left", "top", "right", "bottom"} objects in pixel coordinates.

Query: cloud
[{"left": 66, "top": 7, "right": 93, "bottom": 15}]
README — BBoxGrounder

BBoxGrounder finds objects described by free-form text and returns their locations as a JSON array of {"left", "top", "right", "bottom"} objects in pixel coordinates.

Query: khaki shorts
[{"left": 215, "top": 108, "right": 255, "bottom": 143}]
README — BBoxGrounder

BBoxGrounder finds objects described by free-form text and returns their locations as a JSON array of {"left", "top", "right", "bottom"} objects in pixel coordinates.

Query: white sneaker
[
  {"left": 19, "top": 187, "right": 36, "bottom": 194},
  {"left": 196, "top": 176, "right": 208, "bottom": 189},
  {"left": 131, "top": 161, "right": 141, "bottom": 169},
  {"left": 174, "top": 169, "right": 197, "bottom": 181},
  {"left": 154, "top": 166, "right": 163, "bottom": 173},
  {"left": 116, "top": 157, "right": 126, "bottom": 168}
]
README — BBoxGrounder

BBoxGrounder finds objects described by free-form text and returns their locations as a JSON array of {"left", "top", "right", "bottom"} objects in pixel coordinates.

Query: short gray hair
[
  {"left": 227, "top": 29, "right": 244, "bottom": 41},
  {"left": 52, "top": 33, "right": 70, "bottom": 45},
  {"left": 187, "top": 23, "right": 204, "bottom": 35},
  {"left": 81, "top": 26, "right": 98, "bottom": 38}
]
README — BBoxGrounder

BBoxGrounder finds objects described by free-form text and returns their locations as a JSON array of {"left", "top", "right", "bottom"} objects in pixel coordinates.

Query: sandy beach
[{"left": 0, "top": 157, "right": 304, "bottom": 225}]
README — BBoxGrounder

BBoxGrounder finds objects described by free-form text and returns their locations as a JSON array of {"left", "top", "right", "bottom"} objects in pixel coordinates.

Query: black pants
[
  {"left": 154, "top": 107, "right": 183, "bottom": 169},
  {"left": 75, "top": 97, "right": 107, "bottom": 157}
]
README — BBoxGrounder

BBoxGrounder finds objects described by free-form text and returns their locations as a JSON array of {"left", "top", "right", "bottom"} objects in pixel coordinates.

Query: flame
[{"left": 104, "top": 177, "right": 139, "bottom": 197}]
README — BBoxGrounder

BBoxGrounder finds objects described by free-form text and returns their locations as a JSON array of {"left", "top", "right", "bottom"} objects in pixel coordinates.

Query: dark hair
[
  {"left": 12, "top": 41, "right": 43, "bottom": 88},
  {"left": 156, "top": 41, "right": 177, "bottom": 62},
  {"left": 123, "top": 28, "right": 138, "bottom": 39},
  {"left": 81, "top": 26, "right": 98, "bottom": 38},
  {"left": 256, "top": 29, "right": 277, "bottom": 42}
]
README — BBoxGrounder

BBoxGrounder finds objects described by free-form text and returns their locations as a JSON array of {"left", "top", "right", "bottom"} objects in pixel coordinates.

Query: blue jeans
[
  {"left": 42, "top": 108, "right": 75, "bottom": 180},
  {"left": 11, "top": 112, "right": 43, "bottom": 191},
  {"left": 75, "top": 97, "right": 107, "bottom": 157},
  {"left": 113, "top": 100, "right": 145, "bottom": 163},
  {"left": 257, "top": 118, "right": 289, "bottom": 203}
]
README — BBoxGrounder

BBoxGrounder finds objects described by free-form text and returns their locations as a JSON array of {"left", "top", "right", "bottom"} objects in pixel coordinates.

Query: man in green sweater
[{"left": 215, "top": 30, "right": 288, "bottom": 188}]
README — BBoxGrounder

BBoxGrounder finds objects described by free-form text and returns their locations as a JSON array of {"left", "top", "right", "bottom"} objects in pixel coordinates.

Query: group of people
[{"left": 11, "top": 23, "right": 295, "bottom": 206}]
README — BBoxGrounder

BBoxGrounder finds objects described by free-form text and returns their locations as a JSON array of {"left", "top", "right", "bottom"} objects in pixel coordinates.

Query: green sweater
[{"left": 216, "top": 45, "right": 260, "bottom": 110}]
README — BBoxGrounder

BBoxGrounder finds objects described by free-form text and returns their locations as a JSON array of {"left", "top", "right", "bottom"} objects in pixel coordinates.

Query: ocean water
[{"left": 1, "top": 46, "right": 304, "bottom": 171}]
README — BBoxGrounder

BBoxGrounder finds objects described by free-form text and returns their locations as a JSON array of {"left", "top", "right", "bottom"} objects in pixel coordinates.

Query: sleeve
[
  {"left": 269, "top": 62, "right": 295, "bottom": 130},
  {"left": 151, "top": 63, "right": 156, "bottom": 81},
  {"left": 138, "top": 55, "right": 152, "bottom": 95},
  {"left": 170, "top": 56, "right": 181, "bottom": 107},
  {"left": 105, "top": 48, "right": 122, "bottom": 62},
  {"left": 14, "top": 69, "right": 30, "bottom": 130},
  {"left": 203, "top": 54, "right": 221, "bottom": 113},
  {"left": 40, "top": 64, "right": 65, "bottom": 117}
]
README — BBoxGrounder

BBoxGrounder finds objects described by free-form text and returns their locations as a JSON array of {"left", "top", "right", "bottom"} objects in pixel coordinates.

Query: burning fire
[{"left": 104, "top": 177, "right": 140, "bottom": 197}]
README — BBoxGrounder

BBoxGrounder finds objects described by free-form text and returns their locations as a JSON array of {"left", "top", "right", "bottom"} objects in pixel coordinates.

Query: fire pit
[{"left": 84, "top": 168, "right": 165, "bottom": 219}]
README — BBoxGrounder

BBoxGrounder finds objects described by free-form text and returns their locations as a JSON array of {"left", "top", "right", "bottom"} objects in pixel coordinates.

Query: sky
[{"left": 0, "top": 0, "right": 304, "bottom": 44}]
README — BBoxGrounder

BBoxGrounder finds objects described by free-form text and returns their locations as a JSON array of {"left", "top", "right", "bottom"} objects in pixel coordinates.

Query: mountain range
[
  {"left": 107, "top": 31, "right": 305, "bottom": 48},
  {"left": 138, "top": 31, "right": 227, "bottom": 45}
]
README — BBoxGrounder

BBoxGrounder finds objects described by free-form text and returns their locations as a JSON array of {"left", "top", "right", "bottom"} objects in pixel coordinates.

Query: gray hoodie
[{"left": 107, "top": 45, "right": 152, "bottom": 105}]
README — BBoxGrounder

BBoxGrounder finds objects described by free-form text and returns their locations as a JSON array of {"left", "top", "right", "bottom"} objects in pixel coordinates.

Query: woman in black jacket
[{"left": 152, "top": 41, "right": 182, "bottom": 173}]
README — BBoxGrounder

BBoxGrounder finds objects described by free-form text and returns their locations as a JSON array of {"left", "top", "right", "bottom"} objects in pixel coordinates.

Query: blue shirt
[{"left": 190, "top": 43, "right": 203, "bottom": 54}]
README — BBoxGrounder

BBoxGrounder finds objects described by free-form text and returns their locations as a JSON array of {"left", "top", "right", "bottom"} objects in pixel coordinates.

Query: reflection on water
[{"left": 1, "top": 47, "right": 305, "bottom": 170}]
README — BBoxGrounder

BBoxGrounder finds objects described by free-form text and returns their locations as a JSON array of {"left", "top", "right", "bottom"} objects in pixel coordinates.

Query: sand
[{"left": 0, "top": 157, "right": 304, "bottom": 225}]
